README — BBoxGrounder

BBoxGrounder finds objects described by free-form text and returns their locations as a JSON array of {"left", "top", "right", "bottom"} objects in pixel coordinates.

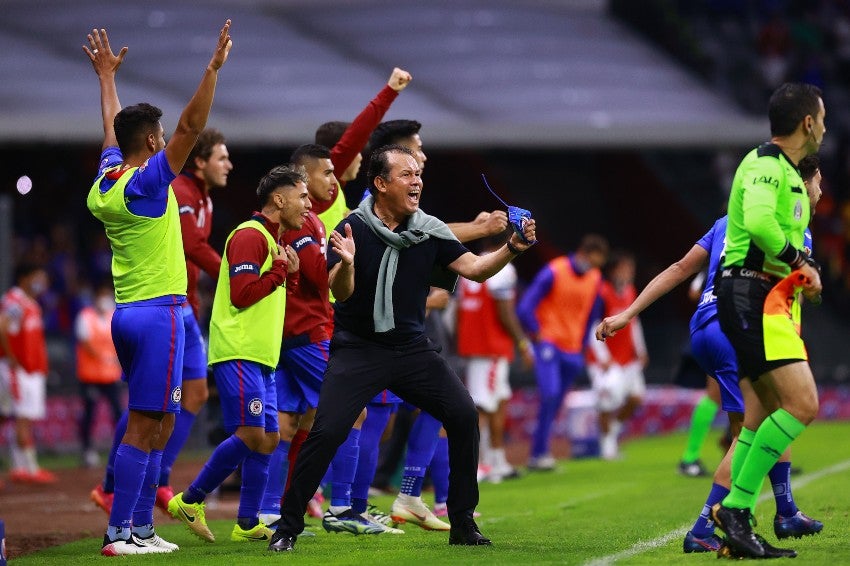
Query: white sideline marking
[{"left": 584, "top": 459, "right": 850, "bottom": 566}]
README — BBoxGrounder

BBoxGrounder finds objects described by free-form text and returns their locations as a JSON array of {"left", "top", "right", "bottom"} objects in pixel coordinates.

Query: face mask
[{"left": 96, "top": 297, "right": 116, "bottom": 312}]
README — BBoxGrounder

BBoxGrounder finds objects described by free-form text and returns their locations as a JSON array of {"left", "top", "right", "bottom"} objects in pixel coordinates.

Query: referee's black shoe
[
  {"left": 711, "top": 504, "right": 764, "bottom": 558},
  {"left": 717, "top": 535, "right": 796, "bottom": 559},
  {"left": 268, "top": 530, "right": 296, "bottom": 552},
  {"left": 448, "top": 516, "right": 492, "bottom": 546}
]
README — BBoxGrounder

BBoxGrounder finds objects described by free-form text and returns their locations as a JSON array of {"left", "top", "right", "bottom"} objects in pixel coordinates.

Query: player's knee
[
  {"left": 181, "top": 380, "right": 209, "bottom": 413},
  {"left": 236, "top": 426, "right": 267, "bottom": 451}
]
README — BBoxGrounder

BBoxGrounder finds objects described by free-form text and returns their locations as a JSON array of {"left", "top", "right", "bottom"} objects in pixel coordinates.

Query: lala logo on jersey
[
  {"left": 248, "top": 398, "right": 263, "bottom": 416},
  {"left": 171, "top": 386, "right": 182, "bottom": 404},
  {"left": 794, "top": 200, "right": 802, "bottom": 221}
]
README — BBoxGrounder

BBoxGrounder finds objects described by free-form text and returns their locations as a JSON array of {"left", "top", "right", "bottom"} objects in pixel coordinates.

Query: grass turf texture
[{"left": 14, "top": 421, "right": 850, "bottom": 565}]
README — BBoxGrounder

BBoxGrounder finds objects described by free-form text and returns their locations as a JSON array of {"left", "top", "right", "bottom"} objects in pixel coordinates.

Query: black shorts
[{"left": 715, "top": 271, "right": 806, "bottom": 380}]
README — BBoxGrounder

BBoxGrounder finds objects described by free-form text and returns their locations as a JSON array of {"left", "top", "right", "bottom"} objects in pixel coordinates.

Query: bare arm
[
  {"left": 495, "top": 297, "right": 534, "bottom": 370},
  {"left": 164, "top": 20, "right": 232, "bottom": 174},
  {"left": 447, "top": 211, "right": 508, "bottom": 243},
  {"left": 83, "top": 29, "right": 128, "bottom": 150},
  {"left": 328, "top": 223, "right": 356, "bottom": 301},
  {"left": 448, "top": 219, "right": 536, "bottom": 282},
  {"left": 595, "top": 244, "right": 709, "bottom": 341}
]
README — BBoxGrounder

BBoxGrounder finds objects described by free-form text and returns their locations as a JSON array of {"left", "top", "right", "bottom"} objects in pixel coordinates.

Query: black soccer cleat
[
  {"left": 448, "top": 516, "right": 492, "bottom": 546},
  {"left": 267, "top": 530, "right": 296, "bottom": 552},
  {"left": 755, "top": 534, "right": 797, "bottom": 558},
  {"left": 711, "top": 504, "right": 764, "bottom": 558}
]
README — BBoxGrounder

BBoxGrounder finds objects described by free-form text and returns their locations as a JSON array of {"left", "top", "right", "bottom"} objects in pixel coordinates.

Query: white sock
[
  {"left": 329, "top": 505, "right": 350, "bottom": 515},
  {"left": 24, "top": 446, "right": 39, "bottom": 473}
]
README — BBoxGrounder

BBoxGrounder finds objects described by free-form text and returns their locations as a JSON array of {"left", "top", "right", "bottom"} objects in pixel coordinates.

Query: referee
[
  {"left": 710, "top": 82, "right": 824, "bottom": 559},
  {"left": 269, "top": 145, "right": 536, "bottom": 551}
]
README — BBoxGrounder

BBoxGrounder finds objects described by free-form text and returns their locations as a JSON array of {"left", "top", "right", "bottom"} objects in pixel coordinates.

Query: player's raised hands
[
  {"left": 208, "top": 19, "right": 233, "bottom": 71},
  {"left": 83, "top": 28, "right": 128, "bottom": 76},
  {"left": 388, "top": 67, "right": 413, "bottom": 92}
]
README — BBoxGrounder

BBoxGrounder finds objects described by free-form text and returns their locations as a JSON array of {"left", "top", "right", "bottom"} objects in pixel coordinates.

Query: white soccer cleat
[
  {"left": 390, "top": 495, "right": 450, "bottom": 531},
  {"left": 101, "top": 534, "right": 171, "bottom": 556},
  {"left": 136, "top": 532, "right": 179, "bottom": 551}
]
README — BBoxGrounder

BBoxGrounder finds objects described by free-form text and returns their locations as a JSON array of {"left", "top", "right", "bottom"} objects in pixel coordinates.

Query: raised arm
[
  {"left": 595, "top": 244, "right": 709, "bottom": 341},
  {"left": 83, "top": 29, "right": 128, "bottom": 150},
  {"left": 448, "top": 219, "right": 536, "bottom": 282},
  {"left": 447, "top": 210, "right": 508, "bottom": 243},
  {"left": 165, "top": 20, "right": 233, "bottom": 175}
]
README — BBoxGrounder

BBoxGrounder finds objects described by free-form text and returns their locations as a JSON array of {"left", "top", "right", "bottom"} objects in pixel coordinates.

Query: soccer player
[
  {"left": 708, "top": 83, "right": 824, "bottom": 559},
  {"left": 0, "top": 263, "right": 56, "bottom": 484},
  {"left": 75, "top": 282, "right": 123, "bottom": 469},
  {"left": 83, "top": 21, "right": 231, "bottom": 556},
  {"left": 268, "top": 144, "right": 536, "bottom": 552},
  {"left": 456, "top": 235, "right": 533, "bottom": 480},
  {"left": 595, "top": 153, "right": 824, "bottom": 558},
  {"left": 586, "top": 251, "right": 647, "bottom": 461},
  {"left": 91, "top": 129, "right": 232, "bottom": 514},
  {"left": 517, "top": 234, "right": 608, "bottom": 470},
  {"left": 169, "top": 166, "right": 305, "bottom": 544}
]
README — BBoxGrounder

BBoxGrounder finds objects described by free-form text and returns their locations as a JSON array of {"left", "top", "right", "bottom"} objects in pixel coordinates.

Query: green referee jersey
[{"left": 723, "top": 143, "right": 810, "bottom": 278}]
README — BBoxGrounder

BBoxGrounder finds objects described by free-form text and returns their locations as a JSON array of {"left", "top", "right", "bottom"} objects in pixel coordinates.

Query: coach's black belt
[{"left": 720, "top": 266, "right": 779, "bottom": 284}]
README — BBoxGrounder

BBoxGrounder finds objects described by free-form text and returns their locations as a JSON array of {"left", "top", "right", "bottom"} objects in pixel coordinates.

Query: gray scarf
[{"left": 350, "top": 195, "right": 459, "bottom": 332}]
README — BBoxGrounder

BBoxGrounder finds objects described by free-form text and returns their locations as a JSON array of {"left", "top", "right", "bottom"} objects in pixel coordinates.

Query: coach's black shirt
[{"left": 327, "top": 214, "right": 468, "bottom": 347}]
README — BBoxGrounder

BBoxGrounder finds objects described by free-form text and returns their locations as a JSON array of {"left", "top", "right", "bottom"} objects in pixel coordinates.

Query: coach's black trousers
[{"left": 279, "top": 331, "right": 480, "bottom": 535}]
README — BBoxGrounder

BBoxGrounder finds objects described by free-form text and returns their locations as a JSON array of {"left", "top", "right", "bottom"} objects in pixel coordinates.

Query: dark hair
[
  {"left": 604, "top": 249, "right": 635, "bottom": 278},
  {"left": 113, "top": 103, "right": 163, "bottom": 155},
  {"left": 315, "top": 121, "right": 349, "bottom": 148},
  {"left": 187, "top": 128, "right": 226, "bottom": 168},
  {"left": 366, "top": 144, "right": 416, "bottom": 194},
  {"left": 256, "top": 165, "right": 308, "bottom": 207},
  {"left": 768, "top": 83, "right": 823, "bottom": 137},
  {"left": 369, "top": 120, "right": 422, "bottom": 153},
  {"left": 798, "top": 154, "right": 820, "bottom": 183},
  {"left": 290, "top": 144, "right": 331, "bottom": 166},
  {"left": 14, "top": 261, "right": 45, "bottom": 283},
  {"left": 578, "top": 234, "right": 609, "bottom": 257}
]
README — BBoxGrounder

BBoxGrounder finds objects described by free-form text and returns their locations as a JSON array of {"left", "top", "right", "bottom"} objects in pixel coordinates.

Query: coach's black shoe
[
  {"left": 448, "top": 516, "right": 492, "bottom": 546},
  {"left": 267, "top": 530, "right": 296, "bottom": 552},
  {"left": 711, "top": 504, "right": 764, "bottom": 558}
]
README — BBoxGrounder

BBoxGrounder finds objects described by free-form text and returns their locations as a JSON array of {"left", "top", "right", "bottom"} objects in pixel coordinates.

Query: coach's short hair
[
  {"left": 187, "top": 128, "right": 226, "bottom": 168},
  {"left": 315, "top": 121, "right": 349, "bottom": 149},
  {"left": 798, "top": 154, "right": 820, "bottom": 183},
  {"left": 369, "top": 120, "right": 422, "bottom": 154},
  {"left": 14, "top": 261, "right": 45, "bottom": 284},
  {"left": 366, "top": 144, "right": 416, "bottom": 195},
  {"left": 114, "top": 103, "right": 163, "bottom": 156},
  {"left": 290, "top": 144, "right": 331, "bottom": 167},
  {"left": 256, "top": 165, "right": 307, "bottom": 208},
  {"left": 768, "top": 83, "right": 823, "bottom": 137}
]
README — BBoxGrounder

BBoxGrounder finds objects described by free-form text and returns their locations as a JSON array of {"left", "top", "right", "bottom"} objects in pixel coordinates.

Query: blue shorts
[
  {"left": 370, "top": 389, "right": 402, "bottom": 406},
  {"left": 182, "top": 305, "right": 207, "bottom": 381},
  {"left": 113, "top": 303, "right": 185, "bottom": 413},
  {"left": 276, "top": 341, "right": 329, "bottom": 414},
  {"left": 213, "top": 360, "right": 278, "bottom": 433},
  {"left": 691, "top": 318, "right": 744, "bottom": 413}
]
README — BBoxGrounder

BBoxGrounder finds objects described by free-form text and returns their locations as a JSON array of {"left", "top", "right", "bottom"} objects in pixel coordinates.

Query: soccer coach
[{"left": 269, "top": 144, "right": 537, "bottom": 552}]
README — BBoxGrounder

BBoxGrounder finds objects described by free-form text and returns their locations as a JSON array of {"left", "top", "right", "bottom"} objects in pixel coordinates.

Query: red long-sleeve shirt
[
  {"left": 280, "top": 212, "right": 331, "bottom": 344},
  {"left": 172, "top": 172, "right": 221, "bottom": 316},
  {"left": 311, "top": 85, "right": 399, "bottom": 215},
  {"left": 226, "top": 213, "right": 294, "bottom": 309}
]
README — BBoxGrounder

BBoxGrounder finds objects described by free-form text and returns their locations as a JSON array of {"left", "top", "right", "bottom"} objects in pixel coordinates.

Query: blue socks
[
  {"left": 132, "top": 449, "right": 162, "bottom": 529},
  {"left": 103, "top": 410, "right": 129, "bottom": 493},
  {"left": 399, "top": 412, "right": 441, "bottom": 497},
  {"left": 108, "top": 443, "right": 149, "bottom": 530},
  {"left": 691, "top": 483, "right": 730, "bottom": 537},
  {"left": 352, "top": 404, "right": 392, "bottom": 514},
  {"left": 185, "top": 435, "right": 252, "bottom": 503},
  {"left": 260, "top": 439, "right": 290, "bottom": 517},
  {"left": 769, "top": 462, "right": 798, "bottom": 517},
  {"left": 330, "top": 428, "right": 361, "bottom": 508},
  {"left": 239, "top": 451, "right": 271, "bottom": 527},
  {"left": 159, "top": 408, "right": 196, "bottom": 486},
  {"left": 431, "top": 436, "right": 450, "bottom": 505}
]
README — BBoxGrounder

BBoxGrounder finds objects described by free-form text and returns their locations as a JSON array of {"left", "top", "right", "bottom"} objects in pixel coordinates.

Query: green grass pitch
[{"left": 15, "top": 421, "right": 850, "bottom": 565}]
